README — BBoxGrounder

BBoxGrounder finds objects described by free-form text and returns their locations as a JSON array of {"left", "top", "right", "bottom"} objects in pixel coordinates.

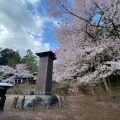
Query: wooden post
[
  {"left": 32, "top": 99, "right": 35, "bottom": 110},
  {"left": 47, "top": 98, "right": 50, "bottom": 109},
  {"left": 13, "top": 96, "right": 19, "bottom": 108},
  {"left": 21, "top": 96, "right": 25, "bottom": 109},
  {"left": 59, "top": 95, "right": 62, "bottom": 107}
]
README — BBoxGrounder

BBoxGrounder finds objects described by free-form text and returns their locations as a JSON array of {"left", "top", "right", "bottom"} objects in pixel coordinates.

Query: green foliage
[
  {"left": 52, "top": 84, "right": 69, "bottom": 95},
  {"left": 0, "top": 48, "right": 38, "bottom": 72},
  {"left": 111, "top": 82, "right": 120, "bottom": 91},
  {"left": 78, "top": 84, "right": 90, "bottom": 95},
  {"left": 8, "top": 50, "right": 22, "bottom": 68},
  {"left": 101, "top": 55, "right": 112, "bottom": 63},
  {"left": 112, "top": 86, "right": 120, "bottom": 91},
  {"left": 0, "top": 48, "right": 21, "bottom": 67},
  {"left": 0, "top": 48, "right": 38, "bottom": 73},
  {"left": 0, "top": 48, "right": 16, "bottom": 65},
  {"left": 22, "top": 49, "right": 38, "bottom": 73}
]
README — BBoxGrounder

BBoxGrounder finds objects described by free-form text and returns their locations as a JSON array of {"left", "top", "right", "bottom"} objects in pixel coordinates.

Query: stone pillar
[{"left": 35, "top": 51, "right": 56, "bottom": 95}]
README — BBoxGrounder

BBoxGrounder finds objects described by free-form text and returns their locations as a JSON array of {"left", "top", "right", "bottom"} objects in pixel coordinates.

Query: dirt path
[{"left": 0, "top": 94, "right": 120, "bottom": 120}]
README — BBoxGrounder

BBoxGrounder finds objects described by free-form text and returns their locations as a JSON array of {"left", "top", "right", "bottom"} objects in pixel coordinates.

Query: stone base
[{"left": 17, "top": 95, "right": 59, "bottom": 108}]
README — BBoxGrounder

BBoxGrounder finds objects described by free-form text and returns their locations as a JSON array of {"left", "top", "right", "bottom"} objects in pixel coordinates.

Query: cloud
[
  {"left": 0, "top": 0, "right": 52, "bottom": 57},
  {"left": 21, "top": 0, "right": 39, "bottom": 4}
]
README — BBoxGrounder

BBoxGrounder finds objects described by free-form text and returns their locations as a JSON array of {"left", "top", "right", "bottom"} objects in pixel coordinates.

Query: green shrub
[
  {"left": 52, "top": 84, "right": 69, "bottom": 95},
  {"left": 78, "top": 84, "right": 90, "bottom": 95}
]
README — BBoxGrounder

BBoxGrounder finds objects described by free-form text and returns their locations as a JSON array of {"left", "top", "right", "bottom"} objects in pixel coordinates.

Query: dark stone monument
[
  {"left": 35, "top": 51, "right": 56, "bottom": 95},
  {"left": 17, "top": 51, "right": 58, "bottom": 108}
]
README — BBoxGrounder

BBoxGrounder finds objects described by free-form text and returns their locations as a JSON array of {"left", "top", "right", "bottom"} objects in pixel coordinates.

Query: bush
[
  {"left": 52, "top": 84, "right": 69, "bottom": 95},
  {"left": 78, "top": 84, "right": 90, "bottom": 95}
]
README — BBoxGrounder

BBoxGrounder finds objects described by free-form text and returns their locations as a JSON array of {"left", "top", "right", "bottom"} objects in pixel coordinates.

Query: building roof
[
  {"left": 33, "top": 72, "right": 37, "bottom": 75},
  {"left": 0, "top": 82, "right": 13, "bottom": 87}
]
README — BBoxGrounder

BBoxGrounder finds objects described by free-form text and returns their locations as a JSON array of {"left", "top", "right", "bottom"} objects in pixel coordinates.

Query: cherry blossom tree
[
  {"left": 0, "top": 65, "right": 14, "bottom": 82},
  {"left": 48, "top": 0, "right": 120, "bottom": 99},
  {"left": 0, "top": 64, "right": 33, "bottom": 84}
]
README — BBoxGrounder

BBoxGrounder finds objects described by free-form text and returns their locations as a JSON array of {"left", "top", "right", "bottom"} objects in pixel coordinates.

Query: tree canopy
[
  {"left": 47, "top": 0, "right": 120, "bottom": 85},
  {"left": 0, "top": 48, "right": 21, "bottom": 67},
  {"left": 0, "top": 48, "right": 38, "bottom": 73},
  {"left": 22, "top": 49, "right": 38, "bottom": 73},
  {"left": 0, "top": 64, "right": 33, "bottom": 83}
]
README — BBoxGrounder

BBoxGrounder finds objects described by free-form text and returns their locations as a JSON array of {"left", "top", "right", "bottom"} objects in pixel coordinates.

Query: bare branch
[
  {"left": 97, "top": 16, "right": 102, "bottom": 26},
  {"left": 85, "top": 23, "right": 95, "bottom": 39},
  {"left": 94, "top": 2, "right": 104, "bottom": 15},
  {"left": 61, "top": 3, "right": 102, "bottom": 28}
]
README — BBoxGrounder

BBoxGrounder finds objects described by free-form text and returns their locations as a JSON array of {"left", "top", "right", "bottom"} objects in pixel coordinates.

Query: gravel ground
[{"left": 0, "top": 94, "right": 120, "bottom": 120}]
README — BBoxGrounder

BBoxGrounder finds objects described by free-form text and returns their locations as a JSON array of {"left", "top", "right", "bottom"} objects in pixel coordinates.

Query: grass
[
  {"left": 111, "top": 83, "right": 120, "bottom": 91},
  {"left": 7, "top": 84, "right": 35, "bottom": 95}
]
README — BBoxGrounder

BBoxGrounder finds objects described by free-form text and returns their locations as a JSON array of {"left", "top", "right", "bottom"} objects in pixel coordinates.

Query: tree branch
[
  {"left": 94, "top": 2, "right": 104, "bottom": 15},
  {"left": 61, "top": 3, "right": 102, "bottom": 28},
  {"left": 97, "top": 16, "right": 102, "bottom": 26},
  {"left": 85, "top": 23, "right": 95, "bottom": 39}
]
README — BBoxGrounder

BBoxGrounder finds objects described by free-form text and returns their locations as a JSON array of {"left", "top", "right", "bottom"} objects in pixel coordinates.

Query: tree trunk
[
  {"left": 103, "top": 78, "right": 113, "bottom": 98},
  {"left": 98, "top": 82, "right": 106, "bottom": 92},
  {"left": 107, "top": 77, "right": 112, "bottom": 88},
  {"left": 91, "top": 85, "right": 100, "bottom": 101},
  {"left": 116, "top": 76, "right": 119, "bottom": 83}
]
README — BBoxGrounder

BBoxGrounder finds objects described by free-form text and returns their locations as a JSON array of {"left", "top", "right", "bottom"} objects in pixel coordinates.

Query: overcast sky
[{"left": 0, "top": 0, "right": 58, "bottom": 57}]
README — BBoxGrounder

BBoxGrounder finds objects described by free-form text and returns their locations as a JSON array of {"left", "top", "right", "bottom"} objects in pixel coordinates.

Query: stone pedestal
[
  {"left": 22, "top": 95, "right": 58, "bottom": 108},
  {"left": 35, "top": 51, "right": 56, "bottom": 95}
]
